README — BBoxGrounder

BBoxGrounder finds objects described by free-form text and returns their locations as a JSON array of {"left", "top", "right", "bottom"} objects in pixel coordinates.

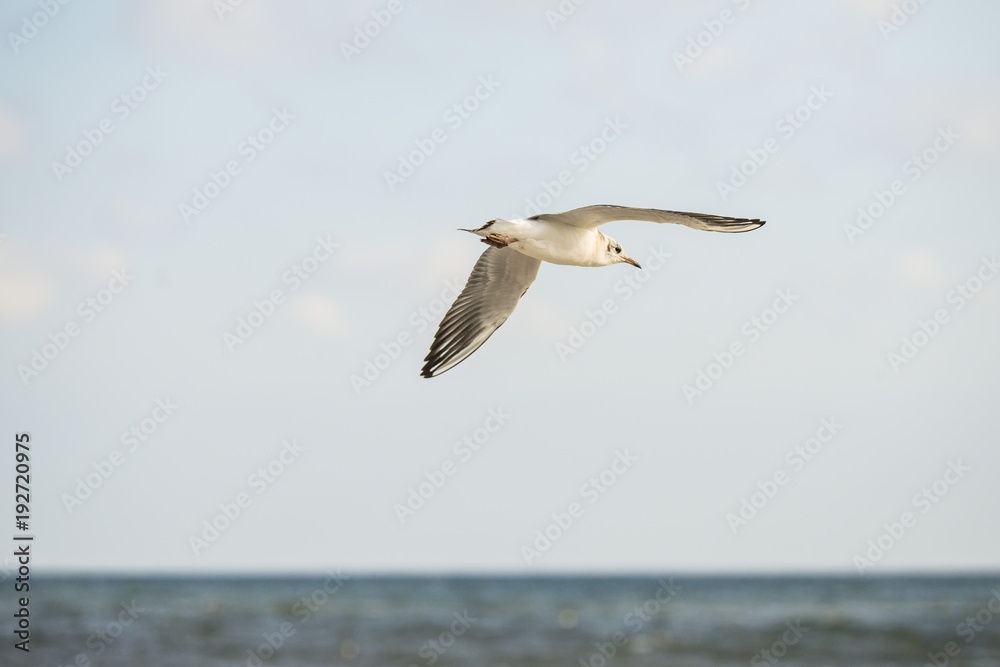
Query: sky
[{"left": 0, "top": 0, "right": 998, "bottom": 575}]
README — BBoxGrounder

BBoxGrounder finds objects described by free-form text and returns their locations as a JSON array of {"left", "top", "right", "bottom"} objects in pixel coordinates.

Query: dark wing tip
[
  {"left": 420, "top": 327, "right": 497, "bottom": 379},
  {"left": 420, "top": 353, "right": 442, "bottom": 378},
  {"left": 707, "top": 215, "right": 766, "bottom": 232}
]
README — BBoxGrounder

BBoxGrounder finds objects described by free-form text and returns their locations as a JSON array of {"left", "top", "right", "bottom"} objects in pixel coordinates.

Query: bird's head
[{"left": 603, "top": 235, "right": 641, "bottom": 269}]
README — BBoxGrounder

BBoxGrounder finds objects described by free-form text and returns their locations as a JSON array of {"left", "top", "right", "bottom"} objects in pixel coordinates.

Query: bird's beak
[{"left": 623, "top": 256, "right": 642, "bottom": 269}]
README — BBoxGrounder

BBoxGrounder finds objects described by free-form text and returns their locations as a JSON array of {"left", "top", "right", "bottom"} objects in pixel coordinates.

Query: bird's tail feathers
[{"left": 459, "top": 221, "right": 495, "bottom": 234}]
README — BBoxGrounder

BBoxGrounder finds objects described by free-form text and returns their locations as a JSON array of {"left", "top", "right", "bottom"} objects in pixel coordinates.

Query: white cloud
[
  {"left": 0, "top": 241, "right": 57, "bottom": 325},
  {"left": 0, "top": 239, "right": 130, "bottom": 325},
  {"left": 0, "top": 274, "right": 56, "bottom": 325},
  {"left": 961, "top": 100, "right": 1000, "bottom": 153},
  {"left": 896, "top": 247, "right": 948, "bottom": 291},
  {"left": 289, "top": 293, "right": 349, "bottom": 339},
  {"left": 0, "top": 107, "right": 28, "bottom": 161},
  {"left": 66, "top": 245, "right": 131, "bottom": 281}
]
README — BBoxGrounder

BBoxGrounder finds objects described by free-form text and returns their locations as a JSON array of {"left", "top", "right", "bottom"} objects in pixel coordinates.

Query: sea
[{"left": 5, "top": 575, "right": 1000, "bottom": 666}]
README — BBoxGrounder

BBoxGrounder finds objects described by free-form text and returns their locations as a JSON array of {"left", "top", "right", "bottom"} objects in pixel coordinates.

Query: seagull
[{"left": 420, "top": 205, "right": 765, "bottom": 378}]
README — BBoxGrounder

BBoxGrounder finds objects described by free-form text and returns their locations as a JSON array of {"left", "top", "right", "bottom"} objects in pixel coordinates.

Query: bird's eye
[{"left": 615, "top": 246, "right": 621, "bottom": 254}]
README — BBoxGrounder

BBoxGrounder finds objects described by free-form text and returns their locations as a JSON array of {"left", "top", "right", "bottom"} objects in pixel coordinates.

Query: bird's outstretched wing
[
  {"left": 421, "top": 247, "right": 541, "bottom": 378},
  {"left": 530, "top": 205, "right": 764, "bottom": 232}
]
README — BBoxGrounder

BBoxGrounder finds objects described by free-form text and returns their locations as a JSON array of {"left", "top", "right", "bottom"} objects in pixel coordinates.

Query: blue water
[{"left": 5, "top": 575, "right": 1000, "bottom": 666}]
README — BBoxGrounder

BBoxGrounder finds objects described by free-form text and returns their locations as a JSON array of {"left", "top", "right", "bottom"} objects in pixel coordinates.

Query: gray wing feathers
[
  {"left": 421, "top": 247, "right": 541, "bottom": 378},
  {"left": 531, "top": 205, "right": 764, "bottom": 232}
]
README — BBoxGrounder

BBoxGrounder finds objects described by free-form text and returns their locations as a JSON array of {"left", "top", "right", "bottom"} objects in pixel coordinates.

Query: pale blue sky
[{"left": 1, "top": 0, "right": 998, "bottom": 574}]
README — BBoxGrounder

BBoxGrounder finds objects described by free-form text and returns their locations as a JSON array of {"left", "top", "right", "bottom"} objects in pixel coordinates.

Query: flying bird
[{"left": 420, "top": 205, "right": 765, "bottom": 378}]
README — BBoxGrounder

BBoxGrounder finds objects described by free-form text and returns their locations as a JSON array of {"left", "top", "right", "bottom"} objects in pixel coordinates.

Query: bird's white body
[{"left": 469, "top": 218, "right": 609, "bottom": 267}]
